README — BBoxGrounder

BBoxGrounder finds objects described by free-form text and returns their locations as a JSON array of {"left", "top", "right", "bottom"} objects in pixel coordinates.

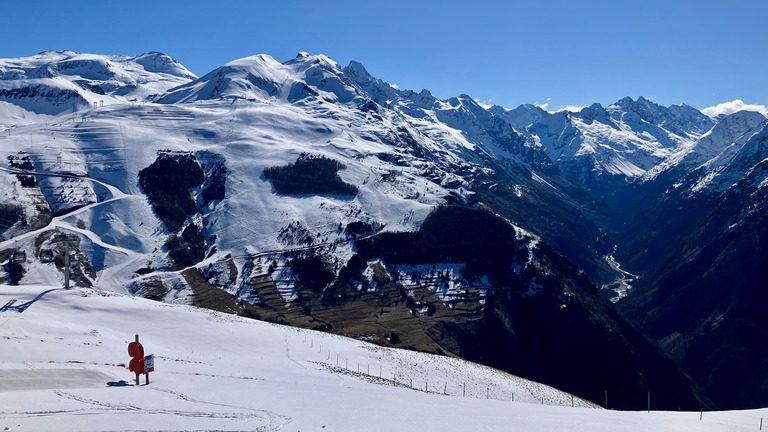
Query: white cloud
[
  {"left": 474, "top": 98, "right": 493, "bottom": 109},
  {"left": 534, "top": 98, "right": 584, "bottom": 113},
  {"left": 554, "top": 105, "right": 585, "bottom": 113},
  {"left": 701, "top": 100, "right": 768, "bottom": 118}
]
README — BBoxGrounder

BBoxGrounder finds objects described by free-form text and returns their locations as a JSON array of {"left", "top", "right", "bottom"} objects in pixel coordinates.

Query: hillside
[
  {"left": 1, "top": 284, "right": 766, "bottom": 431},
  {"left": 1, "top": 49, "right": 768, "bottom": 409}
]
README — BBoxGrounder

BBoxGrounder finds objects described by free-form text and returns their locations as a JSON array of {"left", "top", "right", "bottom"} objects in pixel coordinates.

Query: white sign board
[{"left": 144, "top": 354, "right": 154, "bottom": 373}]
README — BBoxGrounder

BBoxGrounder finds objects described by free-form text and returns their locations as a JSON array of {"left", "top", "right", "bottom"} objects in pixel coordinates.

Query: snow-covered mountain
[
  {"left": 0, "top": 51, "right": 195, "bottom": 118},
  {"left": 1, "top": 50, "right": 767, "bottom": 409},
  {"left": 496, "top": 97, "right": 716, "bottom": 193}
]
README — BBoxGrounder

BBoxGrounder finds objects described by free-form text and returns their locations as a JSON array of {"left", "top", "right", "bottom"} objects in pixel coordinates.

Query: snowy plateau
[{"left": 2, "top": 50, "right": 768, "bottom": 428}]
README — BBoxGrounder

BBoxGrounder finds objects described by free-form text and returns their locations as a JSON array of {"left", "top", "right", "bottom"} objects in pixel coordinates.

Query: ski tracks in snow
[{"left": 0, "top": 387, "right": 291, "bottom": 432}]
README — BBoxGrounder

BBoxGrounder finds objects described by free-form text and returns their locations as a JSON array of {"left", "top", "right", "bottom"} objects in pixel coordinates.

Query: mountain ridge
[{"left": 1, "top": 49, "right": 766, "bottom": 408}]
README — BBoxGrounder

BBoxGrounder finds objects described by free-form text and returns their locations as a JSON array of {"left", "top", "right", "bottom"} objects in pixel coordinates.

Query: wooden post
[
  {"left": 463, "top": 382, "right": 466, "bottom": 397},
  {"left": 512, "top": 392, "right": 515, "bottom": 402},
  {"left": 760, "top": 418, "right": 763, "bottom": 430},
  {"left": 605, "top": 390, "right": 608, "bottom": 409},
  {"left": 571, "top": 395, "right": 574, "bottom": 407},
  {"left": 134, "top": 335, "right": 140, "bottom": 386}
]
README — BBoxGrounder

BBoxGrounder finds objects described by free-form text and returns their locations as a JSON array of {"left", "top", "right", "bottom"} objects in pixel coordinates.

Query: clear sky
[{"left": 2, "top": 0, "right": 766, "bottom": 111}]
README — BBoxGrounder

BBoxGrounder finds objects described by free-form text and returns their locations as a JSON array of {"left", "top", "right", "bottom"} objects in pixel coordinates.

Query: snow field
[{"left": 1, "top": 285, "right": 767, "bottom": 431}]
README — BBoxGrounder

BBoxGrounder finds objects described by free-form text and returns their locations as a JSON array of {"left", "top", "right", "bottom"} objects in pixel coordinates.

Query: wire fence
[{"left": 292, "top": 329, "right": 768, "bottom": 430}]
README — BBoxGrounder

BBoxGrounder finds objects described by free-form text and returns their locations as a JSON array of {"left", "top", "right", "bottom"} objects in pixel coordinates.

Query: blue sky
[{"left": 3, "top": 0, "right": 766, "bottom": 111}]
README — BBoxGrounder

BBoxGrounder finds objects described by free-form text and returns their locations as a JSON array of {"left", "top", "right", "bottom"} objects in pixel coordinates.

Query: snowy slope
[
  {"left": 2, "top": 284, "right": 766, "bottom": 432},
  {"left": 0, "top": 52, "right": 538, "bottom": 297},
  {"left": 646, "top": 110, "right": 768, "bottom": 194},
  {"left": 0, "top": 51, "right": 195, "bottom": 117}
]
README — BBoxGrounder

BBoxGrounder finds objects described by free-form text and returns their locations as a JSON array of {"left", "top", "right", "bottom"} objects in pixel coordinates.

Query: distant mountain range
[{"left": 1, "top": 50, "right": 766, "bottom": 409}]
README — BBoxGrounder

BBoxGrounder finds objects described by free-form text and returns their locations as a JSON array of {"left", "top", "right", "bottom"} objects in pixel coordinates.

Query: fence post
[
  {"left": 647, "top": 391, "right": 650, "bottom": 413},
  {"left": 604, "top": 390, "right": 608, "bottom": 409},
  {"left": 444, "top": 382, "right": 447, "bottom": 395},
  {"left": 700, "top": 408, "right": 702, "bottom": 420},
  {"left": 571, "top": 395, "right": 574, "bottom": 407},
  {"left": 463, "top": 382, "right": 466, "bottom": 397}
]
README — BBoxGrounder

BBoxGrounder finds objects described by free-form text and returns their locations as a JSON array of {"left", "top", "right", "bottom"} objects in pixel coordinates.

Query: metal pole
[
  {"left": 605, "top": 390, "right": 608, "bottom": 409},
  {"left": 135, "top": 335, "right": 140, "bottom": 386},
  {"left": 647, "top": 391, "right": 650, "bottom": 413}
]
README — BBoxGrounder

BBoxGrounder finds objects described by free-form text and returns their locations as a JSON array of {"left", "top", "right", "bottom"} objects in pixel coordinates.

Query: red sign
[{"left": 128, "top": 341, "right": 145, "bottom": 376}]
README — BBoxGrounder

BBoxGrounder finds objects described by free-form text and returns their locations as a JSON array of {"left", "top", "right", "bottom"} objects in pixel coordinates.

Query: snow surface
[{"left": 2, "top": 284, "right": 766, "bottom": 431}]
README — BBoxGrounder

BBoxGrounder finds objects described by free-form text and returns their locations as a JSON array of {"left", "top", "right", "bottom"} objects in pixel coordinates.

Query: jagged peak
[
  {"left": 345, "top": 60, "right": 370, "bottom": 78},
  {"left": 284, "top": 52, "right": 341, "bottom": 71}
]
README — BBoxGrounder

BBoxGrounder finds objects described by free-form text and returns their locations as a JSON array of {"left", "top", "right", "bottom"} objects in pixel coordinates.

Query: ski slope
[{"left": 1, "top": 284, "right": 765, "bottom": 431}]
